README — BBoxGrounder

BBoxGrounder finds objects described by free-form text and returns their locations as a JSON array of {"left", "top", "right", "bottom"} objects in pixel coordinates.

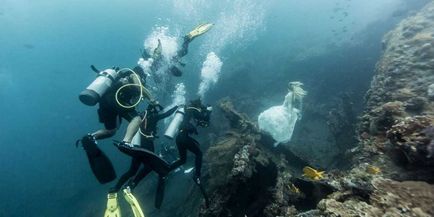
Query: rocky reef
[
  {"left": 358, "top": 1, "right": 434, "bottom": 180},
  {"left": 198, "top": 2, "right": 434, "bottom": 216}
]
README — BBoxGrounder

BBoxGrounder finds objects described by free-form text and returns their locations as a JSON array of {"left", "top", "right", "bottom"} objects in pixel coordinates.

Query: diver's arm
[{"left": 157, "top": 106, "right": 179, "bottom": 120}]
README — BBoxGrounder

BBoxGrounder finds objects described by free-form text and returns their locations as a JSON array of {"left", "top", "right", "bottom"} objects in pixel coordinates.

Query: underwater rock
[
  {"left": 387, "top": 116, "right": 434, "bottom": 166},
  {"left": 200, "top": 99, "right": 311, "bottom": 216},
  {"left": 359, "top": 1, "right": 434, "bottom": 174},
  {"left": 200, "top": 3, "right": 434, "bottom": 215}
]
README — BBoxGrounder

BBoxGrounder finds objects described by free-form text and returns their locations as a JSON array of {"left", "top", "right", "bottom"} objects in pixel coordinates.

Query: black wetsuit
[
  {"left": 79, "top": 67, "right": 144, "bottom": 184},
  {"left": 112, "top": 106, "right": 177, "bottom": 208},
  {"left": 170, "top": 108, "right": 203, "bottom": 178},
  {"left": 98, "top": 71, "right": 141, "bottom": 130}
]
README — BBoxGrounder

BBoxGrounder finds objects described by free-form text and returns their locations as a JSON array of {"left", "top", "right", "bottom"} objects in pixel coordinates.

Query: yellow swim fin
[
  {"left": 104, "top": 193, "right": 121, "bottom": 217},
  {"left": 123, "top": 187, "right": 145, "bottom": 217},
  {"left": 186, "top": 23, "right": 214, "bottom": 41}
]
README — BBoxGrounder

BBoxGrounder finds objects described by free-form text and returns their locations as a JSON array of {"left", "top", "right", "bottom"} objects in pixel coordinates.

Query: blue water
[{"left": 0, "top": 0, "right": 429, "bottom": 216}]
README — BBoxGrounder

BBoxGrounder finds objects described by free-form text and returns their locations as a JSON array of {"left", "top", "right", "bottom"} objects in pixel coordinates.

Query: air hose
[{"left": 115, "top": 68, "right": 148, "bottom": 109}]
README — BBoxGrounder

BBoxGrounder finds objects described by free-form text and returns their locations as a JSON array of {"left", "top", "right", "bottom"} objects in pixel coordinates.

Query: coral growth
[
  {"left": 198, "top": 3, "right": 434, "bottom": 217},
  {"left": 387, "top": 116, "right": 434, "bottom": 166}
]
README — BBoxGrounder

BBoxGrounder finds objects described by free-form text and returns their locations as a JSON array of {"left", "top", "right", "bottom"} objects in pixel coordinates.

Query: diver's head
[
  {"left": 188, "top": 98, "right": 212, "bottom": 127},
  {"left": 288, "top": 81, "right": 307, "bottom": 98},
  {"left": 197, "top": 105, "right": 212, "bottom": 127},
  {"left": 288, "top": 81, "right": 303, "bottom": 90}
]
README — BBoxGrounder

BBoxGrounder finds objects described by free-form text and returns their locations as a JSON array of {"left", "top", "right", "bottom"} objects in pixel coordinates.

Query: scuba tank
[
  {"left": 164, "top": 107, "right": 185, "bottom": 139},
  {"left": 79, "top": 67, "right": 120, "bottom": 106}
]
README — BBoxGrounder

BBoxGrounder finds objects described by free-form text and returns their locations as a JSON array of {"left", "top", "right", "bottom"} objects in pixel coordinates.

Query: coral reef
[
  {"left": 200, "top": 99, "right": 308, "bottom": 217},
  {"left": 357, "top": 1, "right": 434, "bottom": 181},
  {"left": 199, "top": 2, "right": 434, "bottom": 216}
]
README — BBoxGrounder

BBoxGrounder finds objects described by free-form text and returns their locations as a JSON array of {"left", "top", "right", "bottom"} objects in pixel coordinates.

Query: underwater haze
[{"left": 0, "top": 0, "right": 430, "bottom": 216}]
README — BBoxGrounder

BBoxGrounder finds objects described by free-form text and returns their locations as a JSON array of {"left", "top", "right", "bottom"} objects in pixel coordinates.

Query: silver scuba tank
[
  {"left": 164, "top": 107, "right": 185, "bottom": 139},
  {"left": 79, "top": 69, "right": 120, "bottom": 106}
]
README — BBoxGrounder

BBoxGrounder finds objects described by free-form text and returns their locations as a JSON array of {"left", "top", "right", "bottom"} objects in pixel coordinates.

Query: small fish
[
  {"left": 24, "top": 44, "right": 34, "bottom": 49},
  {"left": 302, "top": 166, "right": 325, "bottom": 180},
  {"left": 366, "top": 165, "right": 381, "bottom": 175},
  {"left": 289, "top": 183, "right": 300, "bottom": 194}
]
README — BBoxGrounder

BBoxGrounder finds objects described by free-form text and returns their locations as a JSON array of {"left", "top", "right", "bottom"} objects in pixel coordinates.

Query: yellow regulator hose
[{"left": 115, "top": 68, "right": 150, "bottom": 109}]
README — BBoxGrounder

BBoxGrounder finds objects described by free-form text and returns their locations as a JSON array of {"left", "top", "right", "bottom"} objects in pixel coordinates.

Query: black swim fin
[
  {"left": 78, "top": 135, "right": 116, "bottom": 184},
  {"left": 155, "top": 176, "right": 166, "bottom": 209},
  {"left": 114, "top": 141, "right": 170, "bottom": 175}
]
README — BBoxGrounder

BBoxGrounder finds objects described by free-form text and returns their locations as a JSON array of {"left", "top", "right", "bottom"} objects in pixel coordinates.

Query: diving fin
[
  {"left": 104, "top": 193, "right": 121, "bottom": 217},
  {"left": 80, "top": 135, "right": 116, "bottom": 184},
  {"left": 186, "top": 23, "right": 213, "bottom": 41},
  {"left": 123, "top": 187, "right": 145, "bottom": 217},
  {"left": 155, "top": 176, "right": 166, "bottom": 209}
]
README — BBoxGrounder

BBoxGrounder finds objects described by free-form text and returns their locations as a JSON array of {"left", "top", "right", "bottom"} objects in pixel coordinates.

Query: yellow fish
[
  {"left": 302, "top": 166, "right": 325, "bottom": 180},
  {"left": 366, "top": 165, "right": 381, "bottom": 175},
  {"left": 289, "top": 183, "right": 300, "bottom": 194}
]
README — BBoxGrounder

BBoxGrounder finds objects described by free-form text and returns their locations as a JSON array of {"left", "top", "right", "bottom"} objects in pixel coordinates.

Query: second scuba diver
[
  {"left": 167, "top": 99, "right": 212, "bottom": 183},
  {"left": 105, "top": 103, "right": 179, "bottom": 215}
]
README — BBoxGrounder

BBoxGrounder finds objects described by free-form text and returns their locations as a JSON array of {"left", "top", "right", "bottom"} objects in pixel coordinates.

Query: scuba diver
[
  {"left": 166, "top": 99, "right": 212, "bottom": 183},
  {"left": 142, "top": 23, "right": 214, "bottom": 78},
  {"left": 106, "top": 104, "right": 179, "bottom": 211},
  {"left": 77, "top": 65, "right": 156, "bottom": 184},
  {"left": 103, "top": 104, "right": 178, "bottom": 217}
]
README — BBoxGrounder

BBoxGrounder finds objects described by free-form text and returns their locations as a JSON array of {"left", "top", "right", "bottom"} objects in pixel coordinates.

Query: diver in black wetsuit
[
  {"left": 170, "top": 99, "right": 211, "bottom": 183},
  {"left": 111, "top": 104, "right": 178, "bottom": 209},
  {"left": 77, "top": 66, "right": 156, "bottom": 184}
]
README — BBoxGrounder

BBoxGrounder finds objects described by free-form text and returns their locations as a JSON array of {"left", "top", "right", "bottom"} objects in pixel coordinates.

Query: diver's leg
[
  {"left": 128, "top": 165, "right": 152, "bottom": 190},
  {"left": 121, "top": 110, "right": 141, "bottom": 143},
  {"left": 169, "top": 140, "right": 188, "bottom": 170},
  {"left": 93, "top": 105, "right": 119, "bottom": 140},
  {"left": 177, "top": 37, "right": 190, "bottom": 58},
  {"left": 122, "top": 116, "right": 141, "bottom": 143},
  {"left": 186, "top": 137, "right": 203, "bottom": 178},
  {"left": 155, "top": 175, "right": 166, "bottom": 209},
  {"left": 79, "top": 105, "right": 119, "bottom": 184},
  {"left": 110, "top": 158, "right": 141, "bottom": 193},
  {"left": 92, "top": 128, "right": 116, "bottom": 140}
]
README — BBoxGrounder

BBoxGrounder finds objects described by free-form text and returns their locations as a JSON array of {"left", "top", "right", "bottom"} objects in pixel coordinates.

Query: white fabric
[{"left": 258, "top": 91, "right": 302, "bottom": 146}]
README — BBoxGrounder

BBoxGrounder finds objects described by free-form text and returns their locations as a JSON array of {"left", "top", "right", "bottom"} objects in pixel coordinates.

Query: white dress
[{"left": 258, "top": 91, "right": 301, "bottom": 146}]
